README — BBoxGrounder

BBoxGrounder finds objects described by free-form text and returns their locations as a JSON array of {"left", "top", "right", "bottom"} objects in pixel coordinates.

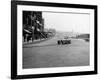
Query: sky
[{"left": 42, "top": 12, "right": 90, "bottom": 34}]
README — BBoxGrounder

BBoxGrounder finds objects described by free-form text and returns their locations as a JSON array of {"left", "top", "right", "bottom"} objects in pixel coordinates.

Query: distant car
[
  {"left": 57, "top": 39, "right": 71, "bottom": 45},
  {"left": 84, "top": 38, "right": 89, "bottom": 42}
]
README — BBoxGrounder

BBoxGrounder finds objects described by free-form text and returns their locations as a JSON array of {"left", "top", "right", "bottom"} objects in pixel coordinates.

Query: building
[
  {"left": 23, "top": 11, "right": 44, "bottom": 32},
  {"left": 23, "top": 11, "right": 45, "bottom": 41}
]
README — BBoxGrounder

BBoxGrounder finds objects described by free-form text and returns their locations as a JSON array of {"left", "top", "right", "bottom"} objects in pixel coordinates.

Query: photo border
[{"left": 11, "top": 1, "right": 97, "bottom": 79}]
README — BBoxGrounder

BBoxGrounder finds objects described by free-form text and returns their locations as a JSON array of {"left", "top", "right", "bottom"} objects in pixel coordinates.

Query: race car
[{"left": 57, "top": 39, "right": 71, "bottom": 45}]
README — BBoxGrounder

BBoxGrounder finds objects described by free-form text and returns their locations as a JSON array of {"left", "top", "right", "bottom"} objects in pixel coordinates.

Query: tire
[{"left": 58, "top": 40, "right": 60, "bottom": 45}]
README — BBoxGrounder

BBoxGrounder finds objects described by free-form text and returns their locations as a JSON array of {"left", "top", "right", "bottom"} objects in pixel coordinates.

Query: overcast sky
[{"left": 42, "top": 12, "right": 90, "bottom": 34}]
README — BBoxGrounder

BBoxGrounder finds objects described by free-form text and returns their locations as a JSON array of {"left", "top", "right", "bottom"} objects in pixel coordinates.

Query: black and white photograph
[
  {"left": 23, "top": 11, "right": 90, "bottom": 68},
  {"left": 11, "top": 1, "right": 97, "bottom": 79}
]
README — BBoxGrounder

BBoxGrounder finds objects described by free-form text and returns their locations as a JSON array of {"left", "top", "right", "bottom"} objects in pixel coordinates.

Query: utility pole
[{"left": 31, "top": 12, "right": 34, "bottom": 42}]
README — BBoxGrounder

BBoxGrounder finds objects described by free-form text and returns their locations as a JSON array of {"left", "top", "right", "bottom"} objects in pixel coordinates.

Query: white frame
[{"left": 17, "top": 5, "right": 94, "bottom": 75}]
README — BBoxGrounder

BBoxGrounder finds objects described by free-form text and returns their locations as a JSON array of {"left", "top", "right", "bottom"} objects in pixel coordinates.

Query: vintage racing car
[{"left": 57, "top": 39, "right": 71, "bottom": 45}]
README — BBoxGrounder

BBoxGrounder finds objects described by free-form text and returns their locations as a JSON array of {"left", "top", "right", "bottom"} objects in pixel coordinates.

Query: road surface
[{"left": 23, "top": 32, "right": 89, "bottom": 68}]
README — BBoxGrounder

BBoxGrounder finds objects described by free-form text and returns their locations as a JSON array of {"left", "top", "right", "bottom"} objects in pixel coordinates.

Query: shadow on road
[{"left": 23, "top": 43, "right": 70, "bottom": 48}]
